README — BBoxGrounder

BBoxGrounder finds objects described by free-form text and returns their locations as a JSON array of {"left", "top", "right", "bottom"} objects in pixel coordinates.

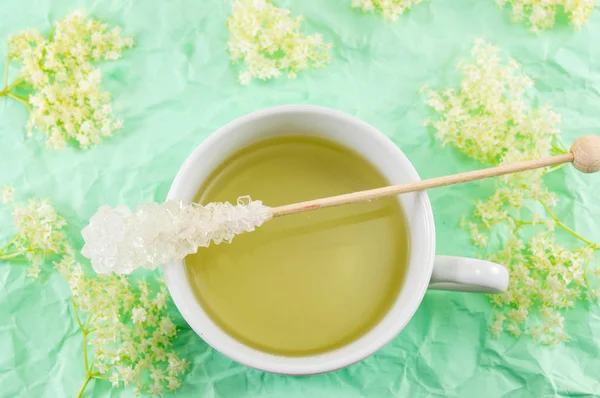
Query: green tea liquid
[{"left": 186, "top": 136, "right": 409, "bottom": 356}]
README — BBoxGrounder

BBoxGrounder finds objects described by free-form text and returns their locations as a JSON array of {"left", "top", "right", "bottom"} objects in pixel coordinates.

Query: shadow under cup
[{"left": 164, "top": 106, "right": 435, "bottom": 375}]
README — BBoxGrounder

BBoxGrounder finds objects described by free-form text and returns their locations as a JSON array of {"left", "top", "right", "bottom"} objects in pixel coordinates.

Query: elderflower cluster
[
  {"left": 56, "top": 254, "right": 189, "bottom": 395},
  {"left": 425, "top": 40, "right": 599, "bottom": 344},
  {"left": 485, "top": 230, "right": 599, "bottom": 344},
  {"left": 422, "top": 38, "right": 560, "bottom": 167},
  {"left": 0, "top": 188, "right": 68, "bottom": 278},
  {"left": 7, "top": 11, "right": 134, "bottom": 149},
  {"left": 351, "top": 0, "right": 429, "bottom": 21},
  {"left": 495, "top": 0, "right": 596, "bottom": 33},
  {"left": 0, "top": 189, "right": 189, "bottom": 394},
  {"left": 227, "top": 0, "right": 332, "bottom": 85},
  {"left": 422, "top": 39, "right": 561, "bottom": 207}
]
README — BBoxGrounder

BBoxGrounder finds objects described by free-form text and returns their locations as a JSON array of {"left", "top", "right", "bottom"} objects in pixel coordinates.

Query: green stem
[
  {"left": 6, "top": 92, "right": 30, "bottom": 111},
  {"left": 514, "top": 224, "right": 524, "bottom": 234},
  {"left": 513, "top": 219, "right": 533, "bottom": 226},
  {"left": 0, "top": 256, "right": 27, "bottom": 262},
  {"left": 584, "top": 257, "right": 592, "bottom": 277},
  {"left": 0, "top": 250, "right": 26, "bottom": 260},
  {"left": 556, "top": 220, "right": 594, "bottom": 246},
  {"left": 0, "top": 237, "right": 17, "bottom": 254},
  {"left": 2, "top": 57, "right": 9, "bottom": 91},
  {"left": 542, "top": 202, "right": 597, "bottom": 246},
  {"left": 4, "top": 77, "right": 24, "bottom": 93},
  {"left": 76, "top": 375, "right": 92, "bottom": 398},
  {"left": 551, "top": 144, "right": 567, "bottom": 154},
  {"left": 88, "top": 357, "right": 97, "bottom": 374},
  {"left": 73, "top": 298, "right": 95, "bottom": 396},
  {"left": 0, "top": 77, "right": 25, "bottom": 97},
  {"left": 85, "top": 314, "right": 95, "bottom": 331},
  {"left": 541, "top": 163, "right": 566, "bottom": 176},
  {"left": 82, "top": 331, "right": 90, "bottom": 373},
  {"left": 554, "top": 136, "right": 569, "bottom": 152},
  {"left": 0, "top": 240, "right": 20, "bottom": 258},
  {"left": 72, "top": 299, "right": 85, "bottom": 331}
]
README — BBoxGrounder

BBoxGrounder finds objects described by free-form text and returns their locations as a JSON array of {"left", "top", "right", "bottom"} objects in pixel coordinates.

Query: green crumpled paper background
[{"left": 1, "top": 0, "right": 600, "bottom": 396}]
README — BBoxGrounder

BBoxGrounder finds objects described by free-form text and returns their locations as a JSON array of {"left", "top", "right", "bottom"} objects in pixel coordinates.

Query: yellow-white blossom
[
  {"left": 227, "top": 0, "right": 332, "bottom": 85},
  {"left": 4, "top": 11, "right": 133, "bottom": 149},
  {"left": 56, "top": 254, "right": 189, "bottom": 396},
  {"left": 496, "top": 0, "right": 596, "bottom": 33},
  {"left": 424, "top": 40, "right": 599, "bottom": 344},
  {"left": 0, "top": 189, "right": 188, "bottom": 395},
  {"left": 0, "top": 186, "right": 15, "bottom": 204},
  {"left": 0, "top": 189, "right": 69, "bottom": 278},
  {"left": 351, "top": 0, "right": 429, "bottom": 21},
  {"left": 423, "top": 39, "right": 559, "bottom": 166}
]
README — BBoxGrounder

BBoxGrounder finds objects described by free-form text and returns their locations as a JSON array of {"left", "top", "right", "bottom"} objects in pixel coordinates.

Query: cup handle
[{"left": 428, "top": 255, "right": 509, "bottom": 294}]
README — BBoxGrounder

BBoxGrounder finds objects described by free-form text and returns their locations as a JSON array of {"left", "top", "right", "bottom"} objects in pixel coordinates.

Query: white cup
[{"left": 164, "top": 105, "right": 509, "bottom": 375}]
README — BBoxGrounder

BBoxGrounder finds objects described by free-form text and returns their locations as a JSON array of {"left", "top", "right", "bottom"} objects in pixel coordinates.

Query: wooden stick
[
  {"left": 271, "top": 135, "right": 600, "bottom": 217},
  {"left": 271, "top": 134, "right": 600, "bottom": 217},
  {"left": 270, "top": 153, "right": 575, "bottom": 217}
]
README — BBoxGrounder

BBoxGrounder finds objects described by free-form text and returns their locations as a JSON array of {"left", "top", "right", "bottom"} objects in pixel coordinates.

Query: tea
[{"left": 185, "top": 135, "right": 409, "bottom": 356}]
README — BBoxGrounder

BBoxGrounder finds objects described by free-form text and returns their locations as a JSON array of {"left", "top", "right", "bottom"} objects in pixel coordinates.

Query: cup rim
[{"left": 163, "top": 105, "right": 436, "bottom": 375}]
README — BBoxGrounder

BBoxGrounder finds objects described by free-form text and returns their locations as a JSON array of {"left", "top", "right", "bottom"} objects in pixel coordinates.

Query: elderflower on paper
[
  {"left": 6, "top": 11, "right": 133, "bottom": 149},
  {"left": 351, "top": 0, "right": 429, "bottom": 21},
  {"left": 0, "top": 189, "right": 69, "bottom": 278},
  {"left": 422, "top": 39, "right": 559, "bottom": 163},
  {"left": 0, "top": 186, "right": 15, "bottom": 204},
  {"left": 496, "top": 0, "right": 596, "bottom": 33},
  {"left": 227, "top": 0, "right": 332, "bottom": 85},
  {"left": 424, "top": 40, "right": 599, "bottom": 344},
  {"left": 55, "top": 254, "right": 189, "bottom": 396},
  {"left": 0, "top": 189, "right": 189, "bottom": 395}
]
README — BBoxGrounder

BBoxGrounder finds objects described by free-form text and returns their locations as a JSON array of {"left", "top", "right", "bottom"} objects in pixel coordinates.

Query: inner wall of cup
[{"left": 167, "top": 106, "right": 434, "bottom": 373}]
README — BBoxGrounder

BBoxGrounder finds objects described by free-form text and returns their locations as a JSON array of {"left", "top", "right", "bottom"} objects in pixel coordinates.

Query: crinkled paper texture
[{"left": 0, "top": 0, "right": 599, "bottom": 396}]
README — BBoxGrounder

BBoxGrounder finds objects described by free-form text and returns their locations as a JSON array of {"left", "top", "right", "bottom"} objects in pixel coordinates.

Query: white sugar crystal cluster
[{"left": 81, "top": 196, "right": 272, "bottom": 275}]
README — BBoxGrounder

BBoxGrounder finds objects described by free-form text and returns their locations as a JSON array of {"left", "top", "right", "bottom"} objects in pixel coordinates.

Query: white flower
[
  {"left": 238, "top": 71, "right": 252, "bottom": 86},
  {"left": 0, "top": 186, "right": 15, "bottom": 204},
  {"left": 506, "top": 323, "right": 522, "bottom": 337},
  {"left": 489, "top": 314, "right": 505, "bottom": 338},
  {"left": 149, "top": 367, "right": 165, "bottom": 382},
  {"left": 147, "top": 381, "right": 163, "bottom": 396},
  {"left": 227, "top": 0, "right": 332, "bottom": 85},
  {"left": 0, "top": 191, "right": 69, "bottom": 278},
  {"left": 25, "top": 263, "right": 41, "bottom": 278},
  {"left": 56, "top": 252, "right": 189, "bottom": 395},
  {"left": 96, "top": 362, "right": 108, "bottom": 374},
  {"left": 146, "top": 312, "right": 159, "bottom": 327},
  {"left": 158, "top": 317, "right": 176, "bottom": 337},
  {"left": 118, "top": 365, "right": 136, "bottom": 386},
  {"left": 109, "top": 372, "right": 120, "bottom": 387},
  {"left": 131, "top": 307, "right": 147, "bottom": 324},
  {"left": 167, "top": 354, "right": 189, "bottom": 376},
  {"left": 151, "top": 344, "right": 168, "bottom": 362},
  {"left": 153, "top": 290, "right": 168, "bottom": 309},
  {"left": 166, "top": 376, "right": 182, "bottom": 391},
  {"left": 498, "top": 0, "right": 594, "bottom": 32},
  {"left": 6, "top": 11, "right": 134, "bottom": 149},
  {"left": 427, "top": 40, "right": 599, "bottom": 345},
  {"left": 351, "top": 0, "right": 428, "bottom": 20}
]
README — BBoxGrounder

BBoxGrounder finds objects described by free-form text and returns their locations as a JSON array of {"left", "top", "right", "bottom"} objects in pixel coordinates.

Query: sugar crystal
[{"left": 81, "top": 197, "right": 272, "bottom": 275}]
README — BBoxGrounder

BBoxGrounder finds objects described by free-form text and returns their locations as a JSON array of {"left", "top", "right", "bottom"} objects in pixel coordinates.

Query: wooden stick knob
[{"left": 571, "top": 135, "right": 600, "bottom": 173}]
